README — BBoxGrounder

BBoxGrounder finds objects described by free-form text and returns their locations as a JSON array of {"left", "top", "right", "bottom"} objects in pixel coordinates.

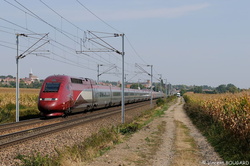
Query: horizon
[
  {"left": 1, "top": 1, "right": 250, "bottom": 89},
  {"left": 0, "top": 73, "right": 244, "bottom": 89}
]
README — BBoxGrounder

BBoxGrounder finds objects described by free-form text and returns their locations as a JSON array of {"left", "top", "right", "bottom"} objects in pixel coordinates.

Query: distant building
[
  {"left": 98, "top": 82, "right": 113, "bottom": 86},
  {"left": 0, "top": 77, "right": 15, "bottom": 85},
  {"left": 21, "top": 70, "right": 39, "bottom": 85},
  {"left": 125, "top": 80, "right": 151, "bottom": 89},
  {"left": 144, "top": 80, "right": 152, "bottom": 88},
  {"left": 1, "top": 70, "right": 39, "bottom": 86}
]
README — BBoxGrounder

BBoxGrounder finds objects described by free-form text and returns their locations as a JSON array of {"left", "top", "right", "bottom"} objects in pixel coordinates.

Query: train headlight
[{"left": 39, "top": 98, "right": 58, "bottom": 101}]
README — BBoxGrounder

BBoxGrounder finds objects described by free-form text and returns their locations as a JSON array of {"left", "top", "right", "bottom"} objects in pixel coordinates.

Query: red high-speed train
[{"left": 38, "top": 75, "right": 164, "bottom": 117}]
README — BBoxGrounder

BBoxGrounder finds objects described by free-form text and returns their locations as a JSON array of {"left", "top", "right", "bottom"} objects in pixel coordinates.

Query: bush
[
  {"left": 0, "top": 108, "right": 12, "bottom": 123},
  {"left": 15, "top": 152, "right": 55, "bottom": 166},
  {"left": 119, "top": 123, "right": 141, "bottom": 135},
  {"left": 156, "top": 98, "right": 165, "bottom": 106},
  {"left": 5, "top": 103, "right": 16, "bottom": 111}
]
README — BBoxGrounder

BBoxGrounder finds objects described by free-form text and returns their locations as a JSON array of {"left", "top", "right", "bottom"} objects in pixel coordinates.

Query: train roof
[{"left": 44, "top": 75, "right": 96, "bottom": 84}]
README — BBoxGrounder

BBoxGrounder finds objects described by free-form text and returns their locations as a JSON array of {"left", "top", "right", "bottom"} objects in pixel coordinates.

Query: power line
[
  {"left": 5, "top": 0, "right": 122, "bottom": 70},
  {"left": 40, "top": 52, "right": 96, "bottom": 71},
  {"left": 1, "top": 10, "right": 99, "bottom": 66},
  {"left": 74, "top": 1, "right": 154, "bottom": 76},
  {"left": 76, "top": 0, "right": 122, "bottom": 33},
  {"left": 0, "top": 16, "right": 94, "bottom": 70},
  {"left": 13, "top": 0, "right": 80, "bottom": 45},
  {"left": 125, "top": 36, "right": 150, "bottom": 65},
  {"left": 39, "top": 0, "right": 85, "bottom": 32},
  {"left": 2, "top": 0, "right": 161, "bottom": 82},
  {"left": 0, "top": 43, "right": 16, "bottom": 50}
]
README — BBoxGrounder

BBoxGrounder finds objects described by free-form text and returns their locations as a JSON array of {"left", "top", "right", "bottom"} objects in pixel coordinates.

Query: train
[{"left": 38, "top": 75, "right": 164, "bottom": 117}]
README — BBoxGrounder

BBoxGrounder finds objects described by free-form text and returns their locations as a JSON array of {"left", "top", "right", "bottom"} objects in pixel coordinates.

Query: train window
[
  {"left": 71, "top": 78, "right": 83, "bottom": 84},
  {"left": 100, "top": 92, "right": 104, "bottom": 97},
  {"left": 44, "top": 83, "right": 60, "bottom": 92},
  {"left": 125, "top": 92, "right": 129, "bottom": 96},
  {"left": 113, "top": 92, "right": 121, "bottom": 96},
  {"left": 99, "top": 92, "right": 110, "bottom": 97}
]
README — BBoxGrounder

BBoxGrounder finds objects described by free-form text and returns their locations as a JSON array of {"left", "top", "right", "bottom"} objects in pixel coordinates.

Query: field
[
  {"left": 184, "top": 91, "right": 250, "bottom": 160},
  {"left": 0, "top": 87, "right": 40, "bottom": 123}
]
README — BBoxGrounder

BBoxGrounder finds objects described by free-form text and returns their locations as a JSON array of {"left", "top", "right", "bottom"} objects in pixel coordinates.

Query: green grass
[
  {"left": 15, "top": 152, "right": 55, "bottom": 166},
  {"left": 0, "top": 103, "right": 40, "bottom": 124},
  {"left": 61, "top": 126, "right": 122, "bottom": 162},
  {"left": 16, "top": 97, "right": 176, "bottom": 166}
]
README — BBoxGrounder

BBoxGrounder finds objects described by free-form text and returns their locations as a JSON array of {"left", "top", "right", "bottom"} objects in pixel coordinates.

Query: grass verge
[
  {"left": 171, "top": 120, "right": 201, "bottom": 166},
  {"left": 0, "top": 106, "right": 40, "bottom": 124},
  {"left": 16, "top": 96, "right": 176, "bottom": 166}
]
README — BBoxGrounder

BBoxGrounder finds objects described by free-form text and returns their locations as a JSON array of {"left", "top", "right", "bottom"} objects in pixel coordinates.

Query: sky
[{"left": 0, "top": 0, "right": 250, "bottom": 88}]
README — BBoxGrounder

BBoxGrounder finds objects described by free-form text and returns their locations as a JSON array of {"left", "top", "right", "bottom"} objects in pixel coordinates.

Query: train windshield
[{"left": 44, "top": 83, "right": 61, "bottom": 92}]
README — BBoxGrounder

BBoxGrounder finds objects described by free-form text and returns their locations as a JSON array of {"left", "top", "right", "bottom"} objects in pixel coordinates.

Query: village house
[
  {"left": 1, "top": 71, "right": 39, "bottom": 85},
  {"left": 21, "top": 71, "right": 39, "bottom": 85},
  {"left": 0, "top": 77, "right": 15, "bottom": 85}
]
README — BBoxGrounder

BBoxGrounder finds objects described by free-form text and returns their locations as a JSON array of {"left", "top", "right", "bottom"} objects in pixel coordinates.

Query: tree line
[
  {"left": 178, "top": 83, "right": 241, "bottom": 95},
  {"left": 0, "top": 75, "right": 43, "bottom": 89},
  {"left": 0, "top": 75, "right": 242, "bottom": 94}
]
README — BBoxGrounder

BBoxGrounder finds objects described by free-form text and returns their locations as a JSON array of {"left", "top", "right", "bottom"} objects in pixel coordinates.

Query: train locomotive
[{"left": 38, "top": 75, "right": 164, "bottom": 117}]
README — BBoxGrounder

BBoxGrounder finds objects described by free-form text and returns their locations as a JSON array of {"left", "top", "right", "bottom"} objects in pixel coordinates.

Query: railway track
[
  {"left": 0, "top": 118, "right": 62, "bottom": 135},
  {"left": 0, "top": 100, "right": 155, "bottom": 149},
  {"left": 0, "top": 118, "right": 40, "bottom": 131}
]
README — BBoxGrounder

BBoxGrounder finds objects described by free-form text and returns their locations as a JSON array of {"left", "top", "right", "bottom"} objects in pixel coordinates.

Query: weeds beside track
[
  {"left": 16, "top": 96, "right": 176, "bottom": 166},
  {"left": 0, "top": 88, "right": 40, "bottom": 124}
]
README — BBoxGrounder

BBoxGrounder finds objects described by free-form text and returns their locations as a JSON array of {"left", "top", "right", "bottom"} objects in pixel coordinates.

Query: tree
[
  {"left": 193, "top": 86, "right": 203, "bottom": 93},
  {"left": 130, "top": 83, "right": 145, "bottom": 89},
  {"left": 180, "top": 89, "right": 187, "bottom": 96},
  {"left": 19, "top": 80, "right": 27, "bottom": 88},
  {"left": 215, "top": 84, "right": 227, "bottom": 93},
  {"left": 9, "top": 81, "right": 16, "bottom": 88},
  {"left": 215, "top": 84, "right": 239, "bottom": 93},
  {"left": 27, "top": 80, "right": 43, "bottom": 89},
  {"left": 153, "top": 82, "right": 161, "bottom": 92},
  {"left": 226, "top": 84, "right": 239, "bottom": 93}
]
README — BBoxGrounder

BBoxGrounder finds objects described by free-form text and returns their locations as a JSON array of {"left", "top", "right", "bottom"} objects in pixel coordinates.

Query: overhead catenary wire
[
  {"left": 1, "top": 0, "right": 164, "bottom": 83},
  {"left": 74, "top": 1, "right": 151, "bottom": 65},
  {"left": 0, "top": 26, "right": 87, "bottom": 71},
  {"left": 40, "top": 52, "right": 96, "bottom": 71},
  {"left": 19, "top": 33, "right": 49, "bottom": 58},
  {"left": 31, "top": 1, "right": 121, "bottom": 69},
  {"left": 13, "top": 0, "right": 80, "bottom": 45},
  {"left": 85, "top": 31, "right": 121, "bottom": 54},
  {"left": 0, "top": 43, "right": 16, "bottom": 50},
  {"left": 39, "top": 0, "right": 85, "bottom": 32},
  {"left": 0, "top": 15, "right": 111, "bottom": 71},
  {"left": 75, "top": 0, "right": 122, "bottom": 34},
  {"left": 75, "top": 0, "right": 163, "bottom": 80},
  {"left": 0, "top": 1, "right": 117, "bottom": 79}
]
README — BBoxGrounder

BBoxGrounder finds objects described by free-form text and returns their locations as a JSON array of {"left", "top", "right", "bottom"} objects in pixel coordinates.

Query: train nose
[{"left": 39, "top": 98, "right": 58, "bottom": 110}]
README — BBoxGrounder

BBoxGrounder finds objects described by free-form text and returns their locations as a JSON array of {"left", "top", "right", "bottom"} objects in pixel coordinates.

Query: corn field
[
  {"left": 0, "top": 88, "right": 39, "bottom": 109},
  {"left": 184, "top": 92, "right": 250, "bottom": 141}
]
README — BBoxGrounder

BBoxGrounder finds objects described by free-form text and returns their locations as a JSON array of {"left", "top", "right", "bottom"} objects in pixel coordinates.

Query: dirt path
[{"left": 84, "top": 98, "right": 224, "bottom": 166}]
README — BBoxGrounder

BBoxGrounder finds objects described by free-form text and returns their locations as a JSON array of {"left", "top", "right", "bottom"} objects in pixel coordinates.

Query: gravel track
[
  {"left": 0, "top": 102, "right": 153, "bottom": 166},
  {"left": 86, "top": 98, "right": 224, "bottom": 166},
  {"left": 173, "top": 98, "right": 224, "bottom": 165},
  {"left": 0, "top": 98, "right": 224, "bottom": 166}
]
